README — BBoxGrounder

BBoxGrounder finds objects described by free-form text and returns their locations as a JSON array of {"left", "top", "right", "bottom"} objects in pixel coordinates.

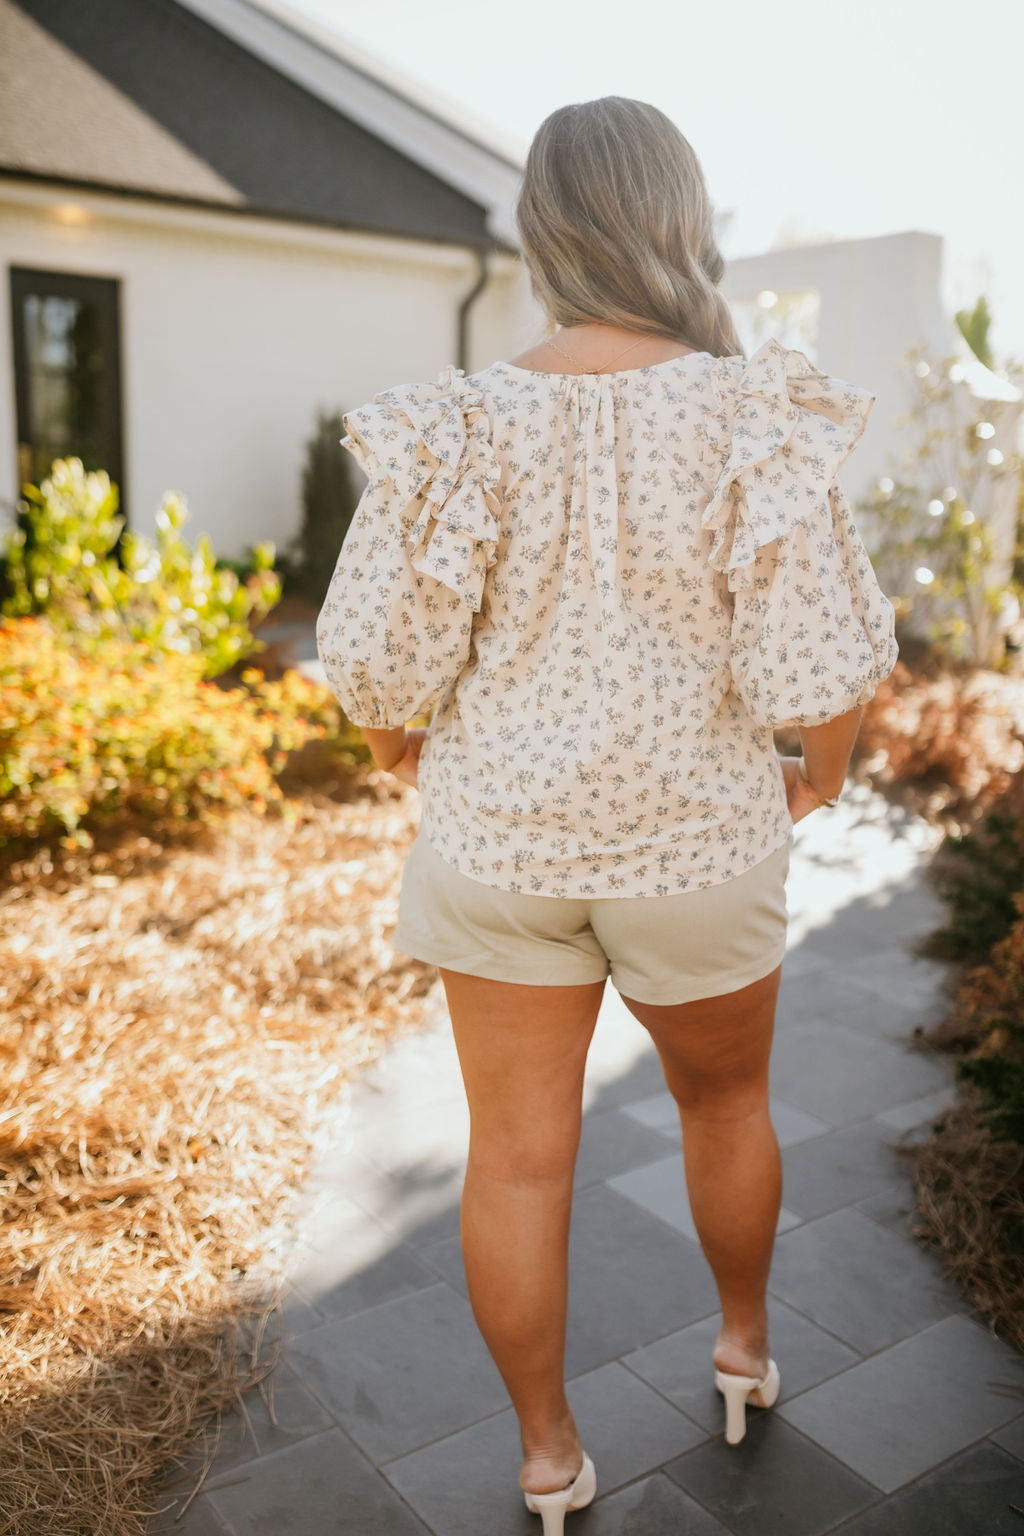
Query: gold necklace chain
[{"left": 546, "top": 329, "right": 652, "bottom": 375}]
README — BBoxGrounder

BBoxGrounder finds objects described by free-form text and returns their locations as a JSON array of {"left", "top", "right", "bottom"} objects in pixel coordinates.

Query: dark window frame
[{"left": 9, "top": 266, "right": 127, "bottom": 523}]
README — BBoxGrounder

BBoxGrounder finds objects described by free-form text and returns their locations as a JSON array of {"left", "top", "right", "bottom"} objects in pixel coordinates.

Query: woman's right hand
[{"left": 777, "top": 755, "right": 825, "bottom": 824}]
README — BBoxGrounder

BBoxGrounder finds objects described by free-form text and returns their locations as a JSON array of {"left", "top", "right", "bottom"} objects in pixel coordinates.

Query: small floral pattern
[{"left": 316, "top": 339, "right": 899, "bottom": 897}]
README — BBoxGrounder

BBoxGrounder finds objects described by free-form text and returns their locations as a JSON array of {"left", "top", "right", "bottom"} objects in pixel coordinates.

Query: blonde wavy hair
[{"left": 515, "top": 97, "right": 742, "bottom": 360}]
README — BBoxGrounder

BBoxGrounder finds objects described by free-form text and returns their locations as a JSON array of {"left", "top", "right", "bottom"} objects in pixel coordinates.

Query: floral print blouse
[{"left": 316, "top": 338, "right": 899, "bottom": 898}]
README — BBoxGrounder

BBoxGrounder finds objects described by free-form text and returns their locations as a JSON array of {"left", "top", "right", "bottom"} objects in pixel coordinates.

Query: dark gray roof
[{"left": 1, "top": 0, "right": 499, "bottom": 248}]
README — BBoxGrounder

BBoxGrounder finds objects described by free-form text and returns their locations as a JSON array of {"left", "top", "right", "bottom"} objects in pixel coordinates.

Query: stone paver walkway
[{"left": 153, "top": 783, "right": 1024, "bottom": 1536}]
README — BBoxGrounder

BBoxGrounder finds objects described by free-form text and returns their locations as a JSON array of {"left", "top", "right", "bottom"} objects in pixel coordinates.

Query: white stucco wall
[
  {"left": 0, "top": 180, "right": 534, "bottom": 561},
  {"left": 722, "top": 230, "right": 1022, "bottom": 659}
]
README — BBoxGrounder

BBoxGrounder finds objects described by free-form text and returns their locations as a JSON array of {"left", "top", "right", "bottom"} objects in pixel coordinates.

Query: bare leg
[
  {"left": 618, "top": 964, "right": 783, "bottom": 1383},
  {"left": 438, "top": 968, "right": 605, "bottom": 1496}
]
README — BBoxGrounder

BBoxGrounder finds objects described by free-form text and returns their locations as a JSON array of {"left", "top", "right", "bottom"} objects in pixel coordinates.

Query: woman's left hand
[{"left": 386, "top": 728, "right": 427, "bottom": 789}]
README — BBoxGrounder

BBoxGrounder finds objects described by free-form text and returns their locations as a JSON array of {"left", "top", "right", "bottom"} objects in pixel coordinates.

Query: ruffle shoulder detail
[
  {"left": 341, "top": 364, "right": 501, "bottom": 612},
  {"left": 701, "top": 338, "right": 876, "bottom": 591}
]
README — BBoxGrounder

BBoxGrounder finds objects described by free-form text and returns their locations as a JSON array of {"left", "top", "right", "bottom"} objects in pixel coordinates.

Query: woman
[{"left": 316, "top": 96, "right": 898, "bottom": 1534}]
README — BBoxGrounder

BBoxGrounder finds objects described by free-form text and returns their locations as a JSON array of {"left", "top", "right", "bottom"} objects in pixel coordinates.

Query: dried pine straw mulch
[
  {"left": 0, "top": 774, "right": 439, "bottom": 1536},
  {"left": 905, "top": 1088, "right": 1024, "bottom": 1354}
]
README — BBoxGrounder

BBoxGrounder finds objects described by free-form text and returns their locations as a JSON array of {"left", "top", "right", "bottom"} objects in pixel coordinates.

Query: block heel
[
  {"left": 713, "top": 1358, "right": 780, "bottom": 1445},
  {"left": 522, "top": 1451, "right": 597, "bottom": 1535}
]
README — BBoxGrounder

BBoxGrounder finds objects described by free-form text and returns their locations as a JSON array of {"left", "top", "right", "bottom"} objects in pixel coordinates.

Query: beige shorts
[{"left": 394, "top": 825, "right": 794, "bottom": 1006}]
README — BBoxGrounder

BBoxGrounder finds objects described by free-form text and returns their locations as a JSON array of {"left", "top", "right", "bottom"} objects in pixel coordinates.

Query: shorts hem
[
  {"left": 609, "top": 941, "right": 788, "bottom": 1007},
  {"left": 395, "top": 925, "right": 787, "bottom": 999},
  {"left": 393, "top": 926, "right": 609, "bottom": 987}
]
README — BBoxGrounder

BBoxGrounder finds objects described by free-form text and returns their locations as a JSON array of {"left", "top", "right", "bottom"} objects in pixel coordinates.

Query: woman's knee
[
  {"left": 667, "top": 1078, "right": 771, "bottom": 1123},
  {"left": 467, "top": 1126, "right": 581, "bottom": 1186}
]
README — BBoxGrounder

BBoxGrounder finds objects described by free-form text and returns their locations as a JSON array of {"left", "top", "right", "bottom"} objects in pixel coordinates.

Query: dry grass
[
  {"left": 0, "top": 772, "right": 438, "bottom": 1535},
  {"left": 906, "top": 1088, "right": 1024, "bottom": 1354}
]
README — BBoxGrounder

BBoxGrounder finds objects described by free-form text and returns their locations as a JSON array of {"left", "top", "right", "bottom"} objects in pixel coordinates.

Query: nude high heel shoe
[
  {"left": 522, "top": 1451, "right": 597, "bottom": 1535},
  {"left": 713, "top": 1358, "right": 781, "bottom": 1445}
]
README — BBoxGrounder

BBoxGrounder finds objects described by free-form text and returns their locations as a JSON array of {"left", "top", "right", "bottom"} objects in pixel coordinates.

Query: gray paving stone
[
  {"left": 560, "top": 1185, "right": 724, "bottom": 1375},
  {"left": 777, "top": 1314, "right": 1024, "bottom": 1493},
  {"left": 607, "top": 1150, "right": 802, "bottom": 1244},
  {"left": 620, "top": 1093, "right": 829, "bottom": 1155},
  {"left": 205, "top": 1429, "right": 429, "bottom": 1535},
  {"left": 383, "top": 1360, "right": 707, "bottom": 1536},
  {"left": 990, "top": 1412, "right": 1024, "bottom": 1461},
  {"left": 770, "top": 1097, "right": 833, "bottom": 1149},
  {"left": 780, "top": 1119, "right": 914, "bottom": 1220},
  {"left": 853, "top": 1183, "right": 924, "bottom": 1237},
  {"left": 796, "top": 879, "right": 948, "bottom": 957},
  {"left": 579, "top": 1044, "right": 671, "bottom": 1110},
  {"left": 768, "top": 1209, "right": 963, "bottom": 1353},
  {"left": 344, "top": 1095, "right": 471, "bottom": 1176},
  {"left": 621, "top": 1090, "right": 829, "bottom": 1150},
  {"left": 417, "top": 1182, "right": 721, "bottom": 1378},
  {"left": 153, "top": 1369, "right": 332, "bottom": 1517},
  {"left": 270, "top": 1280, "right": 324, "bottom": 1338},
  {"left": 874, "top": 1085, "right": 958, "bottom": 1133},
  {"left": 340, "top": 1007, "right": 466, "bottom": 1119},
  {"left": 573, "top": 1107, "right": 681, "bottom": 1187},
  {"left": 187, "top": 1363, "right": 337, "bottom": 1488},
  {"left": 149, "top": 1493, "right": 231, "bottom": 1535},
  {"left": 564, "top": 1179, "right": 724, "bottom": 1376},
  {"left": 769, "top": 1018, "right": 951, "bottom": 1126},
  {"left": 775, "top": 966, "right": 926, "bottom": 1046},
  {"left": 301, "top": 1139, "right": 394, "bottom": 1204},
  {"left": 827, "top": 1440, "right": 1024, "bottom": 1535},
  {"left": 779, "top": 940, "right": 833, "bottom": 979},
  {"left": 311, "top": 1153, "right": 465, "bottom": 1250},
  {"left": 414, "top": 1232, "right": 466, "bottom": 1289},
  {"left": 389, "top": 1192, "right": 463, "bottom": 1249},
  {"left": 835, "top": 943, "right": 956, "bottom": 1023},
  {"left": 622, "top": 1297, "right": 862, "bottom": 1433},
  {"left": 619, "top": 1089, "right": 681, "bottom": 1135},
  {"left": 664, "top": 1413, "right": 878, "bottom": 1536},
  {"left": 571, "top": 1472, "right": 733, "bottom": 1534},
  {"left": 285, "top": 1282, "right": 508, "bottom": 1462},
  {"left": 289, "top": 1192, "right": 440, "bottom": 1320}
]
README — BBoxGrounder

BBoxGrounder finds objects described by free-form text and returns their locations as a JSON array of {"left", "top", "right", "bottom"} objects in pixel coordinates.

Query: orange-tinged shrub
[{"left": 0, "top": 616, "right": 352, "bottom": 849}]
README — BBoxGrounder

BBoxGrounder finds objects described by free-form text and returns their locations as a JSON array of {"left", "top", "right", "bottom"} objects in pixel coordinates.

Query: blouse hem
[{"left": 415, "top": 819, "right": 796, "bottom": 901}]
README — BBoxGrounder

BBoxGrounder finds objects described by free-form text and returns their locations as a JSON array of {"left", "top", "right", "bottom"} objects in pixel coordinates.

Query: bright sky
[{"left": 288, "top": 0, "right": 1024, "bottom": 361}]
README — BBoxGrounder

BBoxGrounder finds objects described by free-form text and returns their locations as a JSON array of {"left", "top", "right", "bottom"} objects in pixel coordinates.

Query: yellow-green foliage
[
  {"left": 0, "top": 617, "right": 353, "bottom": 850},
  {"left": 1, "top": 458, "right": 281, "bottom": 679}
]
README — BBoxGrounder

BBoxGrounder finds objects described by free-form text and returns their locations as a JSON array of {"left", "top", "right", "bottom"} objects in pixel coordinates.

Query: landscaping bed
[
  {"left": 0, "top": 768, "right": 435, "bottom": 1536},
  {"left": 842, "top": 655, "right": 1024, "bottom": 1353}
]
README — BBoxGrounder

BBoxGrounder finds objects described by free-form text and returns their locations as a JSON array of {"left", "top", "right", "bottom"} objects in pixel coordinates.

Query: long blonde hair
[{"left": 515, "top": 97, "right": 742, "bottom": 359}]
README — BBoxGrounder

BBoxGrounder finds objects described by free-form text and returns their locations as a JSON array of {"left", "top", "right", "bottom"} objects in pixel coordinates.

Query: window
[{"left": 10, "top": 267, "right": 126, "bottom": 520}]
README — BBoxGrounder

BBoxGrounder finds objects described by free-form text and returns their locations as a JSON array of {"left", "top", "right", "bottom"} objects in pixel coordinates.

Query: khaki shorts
[{"left": 394, "top": 824, "right": 794, "bottom": 1006}]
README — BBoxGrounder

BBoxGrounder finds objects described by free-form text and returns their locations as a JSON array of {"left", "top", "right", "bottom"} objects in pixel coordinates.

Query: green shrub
[
  {"left": 930, "top": 783, "right": 1024, "bottom": 961},
  {"left": 0, "top": 616, "right": 352, "bottom": 850},
  {"left": 863, "top": 342, "right": 1023, "bottom": 668},
  {"left": 284, "top": 410, "right": 361, "bottom": 604},
  {"left": 0, "top": 458, "right": 281, "bottom": 678}
]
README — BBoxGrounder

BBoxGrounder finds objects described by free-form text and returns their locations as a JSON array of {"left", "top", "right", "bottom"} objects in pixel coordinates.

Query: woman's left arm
[
  {"left": 315, "top": 465, "right": 477, "bottom": 773},
  {"left": 315, "top": 373, "right": 501, "bottom": 776}
]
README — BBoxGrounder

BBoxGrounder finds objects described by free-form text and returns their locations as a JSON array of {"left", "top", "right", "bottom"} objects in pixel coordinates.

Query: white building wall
[
  {"left": 721, "top": 231, "right": 957, "bottom": 504},
  {"left": 721, "top": 230, "right": 1022, "bottom": 659},
  {"left": 0, "top": 182, "right": 531, "bottom": 560}
]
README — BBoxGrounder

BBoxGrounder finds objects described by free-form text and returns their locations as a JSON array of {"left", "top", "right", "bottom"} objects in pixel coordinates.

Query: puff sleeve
[
  {"left": 702, "top": 340, "right": 899, "bottom": 730},
  {"left": 315, "top": 365, "right": 501, "bottom": 729}
]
